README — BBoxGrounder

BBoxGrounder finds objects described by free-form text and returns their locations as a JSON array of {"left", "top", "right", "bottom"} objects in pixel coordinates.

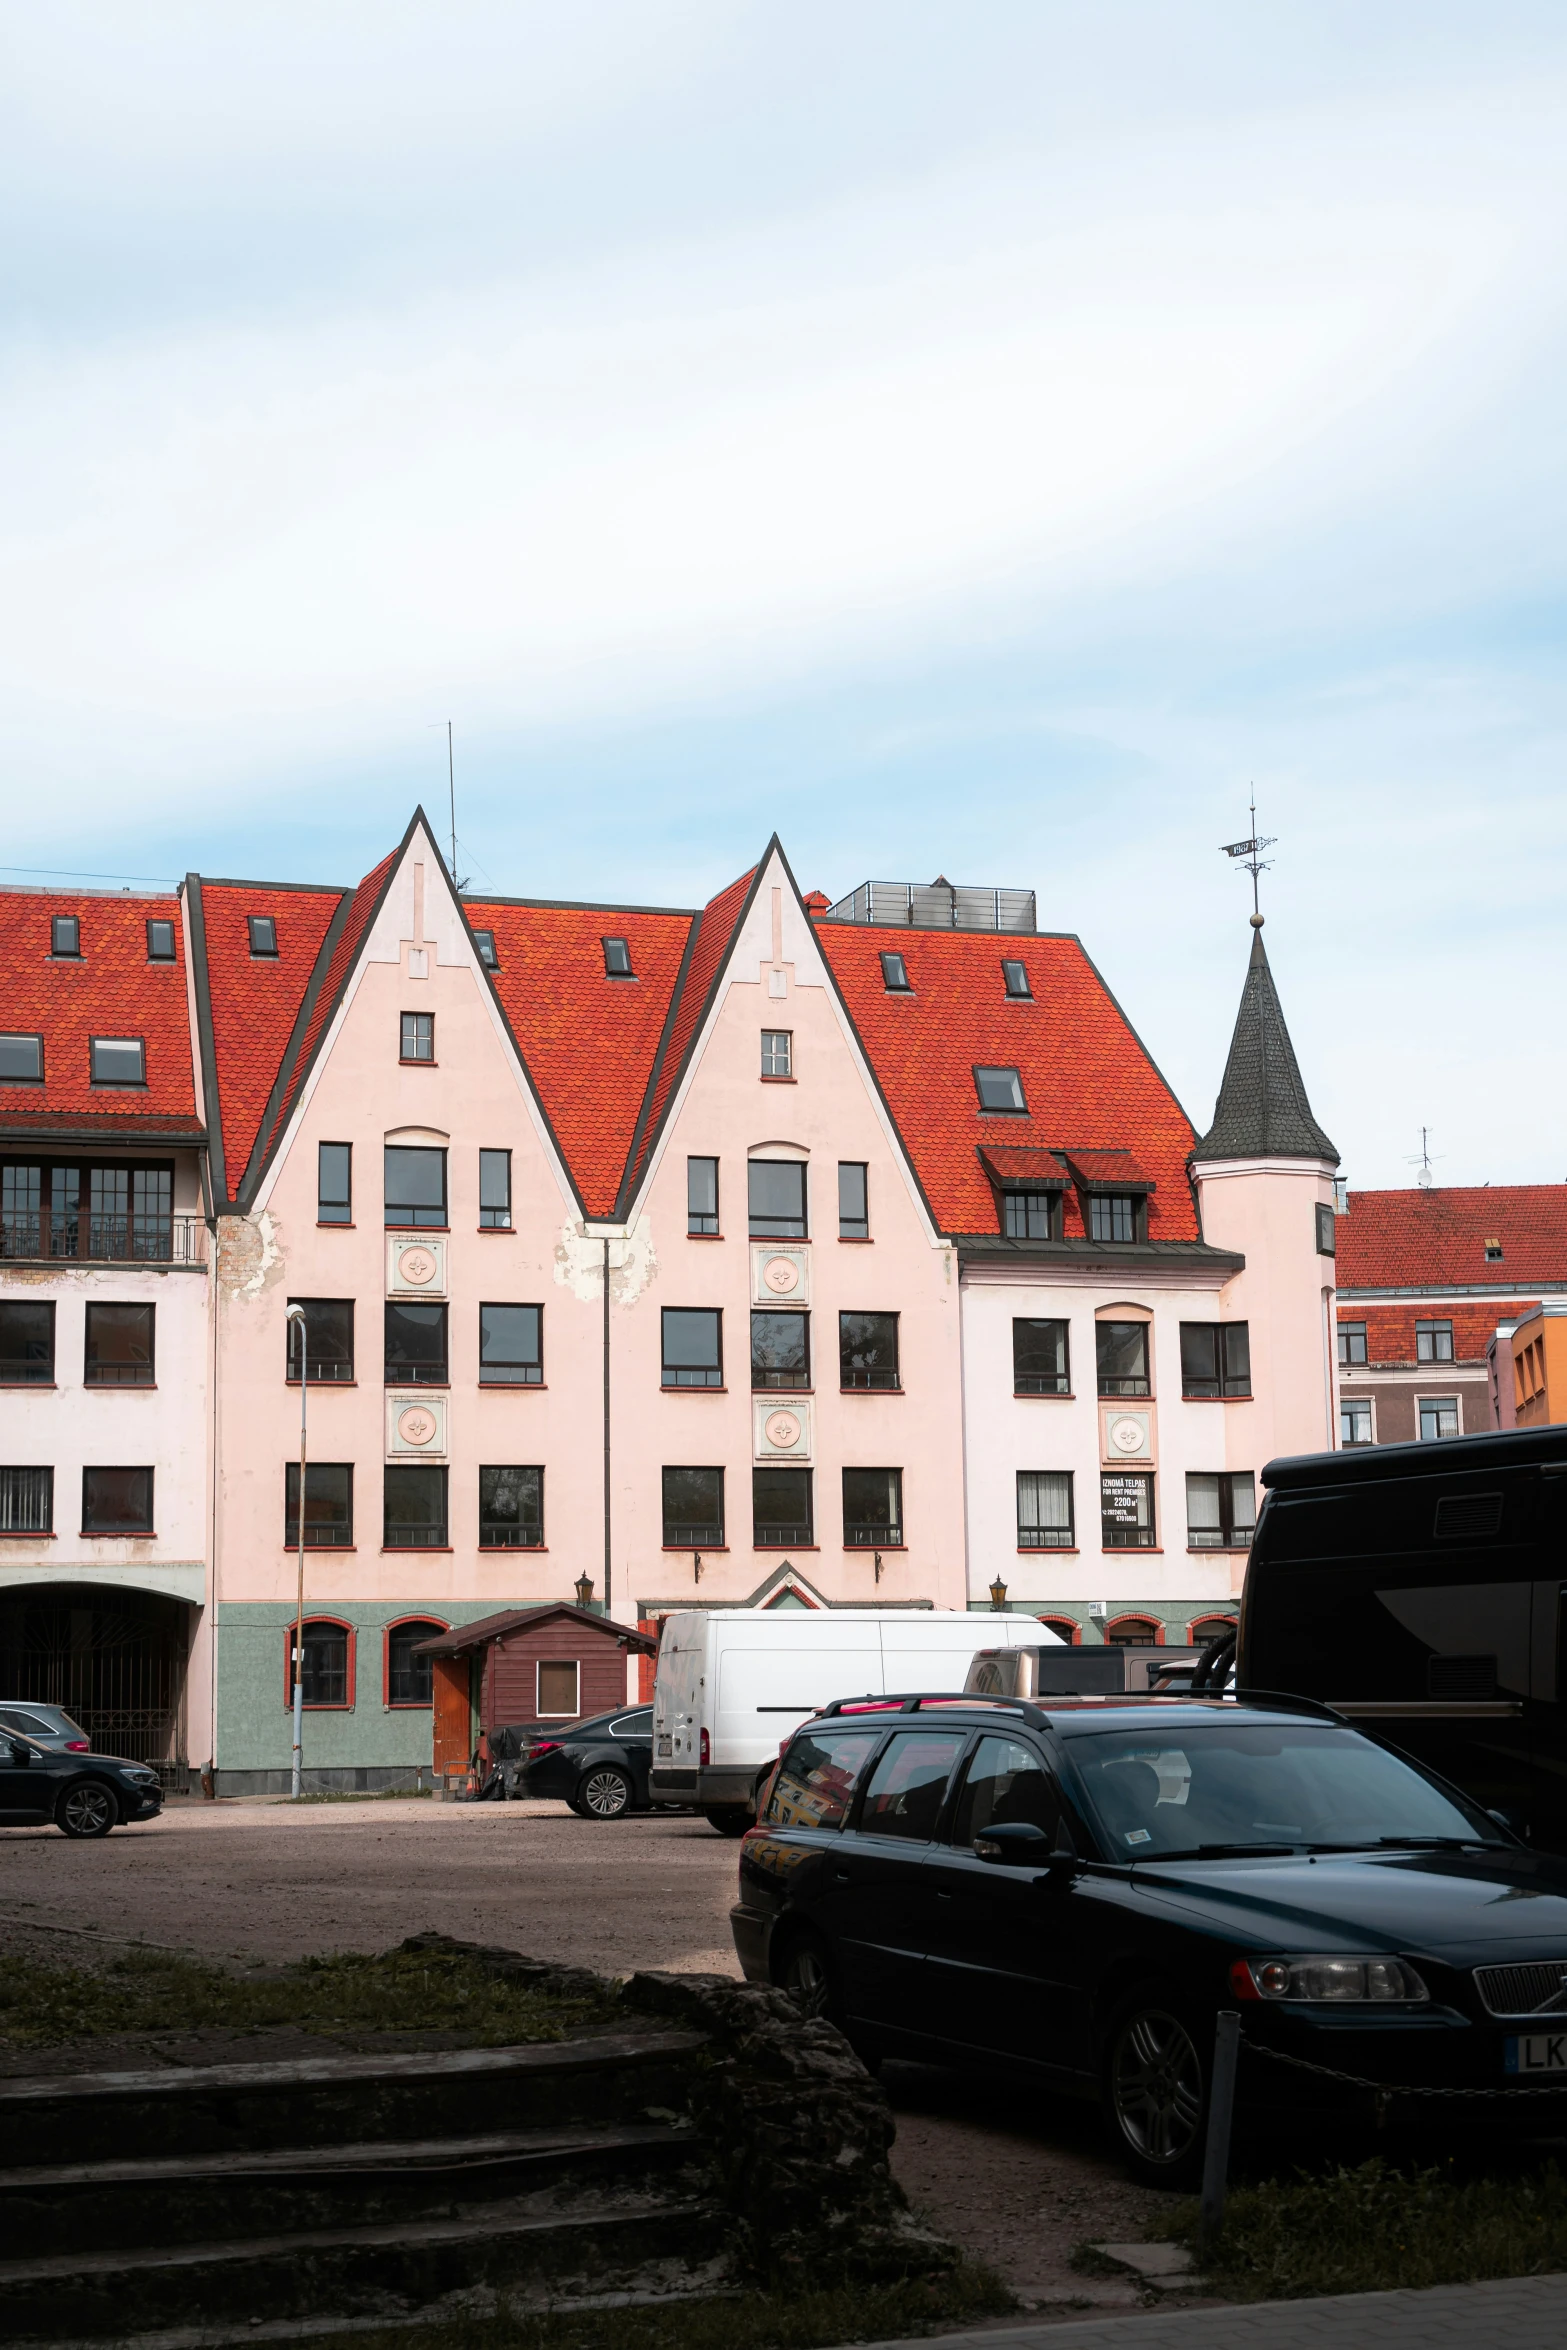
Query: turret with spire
[{"left": 1191, "top": 896, "right": 1341, "bottom": 1486}]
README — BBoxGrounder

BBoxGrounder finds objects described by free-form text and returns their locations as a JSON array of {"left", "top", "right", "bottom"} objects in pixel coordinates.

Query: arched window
[
  {"left": 386, "top": 1618, "right": 446, "bottom": 1706},
  {"left": 1188, "top": 1616, "right": 1237, "bottom": 1649},
  {"left": 1106, "top": 1615, "right": 1162, "bottom": 1648},
  {"left": 284, "top": 1617, "right": 354, "bottom": 1708},
  {"left": 1038, "top": 1616, "right": 1079, "bottom": 1646}
]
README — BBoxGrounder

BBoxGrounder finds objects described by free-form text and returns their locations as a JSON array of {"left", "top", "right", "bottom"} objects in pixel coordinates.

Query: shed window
[
  {"left": 248, "top": 916, "right": 278, "bottom": 957},
  {"left": 538, "top": 1660, "right": 580, "bottom": 1716}
]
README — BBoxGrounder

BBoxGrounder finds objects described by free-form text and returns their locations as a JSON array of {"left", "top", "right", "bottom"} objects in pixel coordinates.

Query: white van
[{"left": 650, "top": 1608, "right": 1056, "bottom": 1831}]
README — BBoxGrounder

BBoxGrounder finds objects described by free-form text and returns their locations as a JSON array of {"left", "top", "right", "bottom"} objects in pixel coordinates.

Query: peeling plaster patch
[
  {"left": 553, "top": 1217, "right": 658, "bottom": 1308},
  {"left": 216, "top": 1211, "right": 283, "bottom": 1300}
]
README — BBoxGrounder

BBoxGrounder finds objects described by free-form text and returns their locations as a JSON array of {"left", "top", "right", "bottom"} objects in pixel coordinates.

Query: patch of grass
[
  {"left": 296, "top": 2261, "right": 1014, "bottom": 2350},
  {"left": 0, "top": 1943, "right": 620, "bottom": 2049},
  {"left": 1169, "top": 2158, "right": 1567, "bottom": 2298},
  {"left": 280, "top": 1784, "right": 434, "bottom": 1803}
]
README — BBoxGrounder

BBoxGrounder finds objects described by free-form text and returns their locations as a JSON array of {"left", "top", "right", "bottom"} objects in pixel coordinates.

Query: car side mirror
[{"left": 973, "top": 1820, "right": 1052, "bottom": 1864}]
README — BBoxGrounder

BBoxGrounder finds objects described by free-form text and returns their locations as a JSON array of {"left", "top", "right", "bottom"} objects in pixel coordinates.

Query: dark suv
[{"left": 731, "top": 1692, "right": 1567, "bottom": 2184}]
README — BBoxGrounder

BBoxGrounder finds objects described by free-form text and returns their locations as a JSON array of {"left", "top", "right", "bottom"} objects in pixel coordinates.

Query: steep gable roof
[
  {"left": 0, "top": 888, "right": 200, "bottom": 1142},
  {"left": 1338, "top": 1185, "right": 1567, "bottom": 1292},
  {"left": 194, "top": 879, "right": 347, "bottom": 1199},
  {"left": 617, "top": 861, "right": 759, "bottom": 1210},
  {"left": 472, "top": 898, "right": 696, "bottom": 1218},
  {"left": 815, "top": 921, "right": 1200, "bottom": 1239},
  {"left": 1194, "top": 924, "right": 1336, "bottom": 1163}
]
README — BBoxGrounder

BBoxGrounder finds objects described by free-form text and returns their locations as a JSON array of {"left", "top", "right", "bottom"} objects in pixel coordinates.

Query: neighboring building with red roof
[
  {"left": 2, "top": 815, "right": 1342, "bottom": 1794},
  {"left": 1334, "top": 1184, "right": 1567, "bottom": 1447}
]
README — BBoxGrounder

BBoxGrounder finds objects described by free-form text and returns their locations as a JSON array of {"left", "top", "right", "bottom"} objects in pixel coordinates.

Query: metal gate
[{"left": 0, "top": 1584, "right": 193, "bottom": 1789}]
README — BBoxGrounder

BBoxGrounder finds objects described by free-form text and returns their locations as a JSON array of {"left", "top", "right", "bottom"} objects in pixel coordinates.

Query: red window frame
[
  {"left": 1105, "top": 1613, "right": 1164, "bottom": 1647},
  {"left": 1037, "top": 1615, "right": 1079, "bottom": 1645},
  {"left": 383, "top": 1614, "right": 449, "bottom": 1708},
  {"left": 283, "top": 1614, "right": 356, "bottom": 1710}
]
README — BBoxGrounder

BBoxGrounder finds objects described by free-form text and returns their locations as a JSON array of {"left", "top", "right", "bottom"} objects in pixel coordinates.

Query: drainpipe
[
  {"left": 285, "top": 1304, "right": 307, "bottom": 1796},
  {"left": 602, "top": 1238, "right": 612, "bottom": 1612}
]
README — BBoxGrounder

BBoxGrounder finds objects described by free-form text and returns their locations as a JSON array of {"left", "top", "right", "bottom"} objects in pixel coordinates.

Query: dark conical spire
[{"left": 1194, "top": 921, "right": 1337, "bottom": 1162}]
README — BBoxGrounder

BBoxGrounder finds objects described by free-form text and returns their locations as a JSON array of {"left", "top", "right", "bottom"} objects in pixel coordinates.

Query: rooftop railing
[{"left": 820, "top": 880, "right": 1037, "bottom": 933}]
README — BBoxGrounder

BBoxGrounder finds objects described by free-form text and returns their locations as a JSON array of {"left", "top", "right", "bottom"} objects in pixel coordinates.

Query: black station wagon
[{"left": 731, "top": 1692, "right": 1567, "bottom": 2184}]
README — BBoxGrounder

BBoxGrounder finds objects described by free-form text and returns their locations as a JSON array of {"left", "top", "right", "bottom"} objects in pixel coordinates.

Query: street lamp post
[{"left": 285, "top": 1304, "right": 307, "bottom": 1799}]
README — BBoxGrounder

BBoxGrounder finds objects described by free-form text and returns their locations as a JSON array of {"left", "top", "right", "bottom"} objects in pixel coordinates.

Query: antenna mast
[
  {"left": 1219, "top": 790, "right": 1277, "bottom": 925},
  {"left": 1407, "top": 1127, "right": 1442, "bottom": 1191},
  {"left": 447, "top": 722, "right": 457, "bottom": 880}
]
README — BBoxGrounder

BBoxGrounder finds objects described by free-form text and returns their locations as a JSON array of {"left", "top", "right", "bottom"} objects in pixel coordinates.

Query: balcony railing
[
  {"left": 844, "top": 1523, "right": 901, "bottom": 1546},
  {"left": 754, "top": 1522, "right": 813, "bottom": 1547},
  {"left": 285, "top": 1522, "right": 354, "bottom": 1548},
  {"left": 841, "top": 1368, "right": 901, "bottom": 1390},
  {"left": 664, "top": 1522, "right": 722, "bottom": 1548},
  {"left": 1017, "top": 1527, "right": 1074, "bottom": 1548},
  {"left": 0, "top": 1215, "right": 205, "bottom": 1266},
  {"left": 752, "top": 1369, "right": 810, "bottom": 1390},
  {"left": 479, "top": 1525, "right": 544, "bottom": 1548},
  {"left": 384, "top": 1523, "right": 448, "bottom": 1548},
  {"left": 821, "top": 880, "right": 1037, "bottom": 934}
]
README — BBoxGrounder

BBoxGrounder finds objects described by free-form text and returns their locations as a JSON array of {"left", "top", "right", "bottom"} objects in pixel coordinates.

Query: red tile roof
[
  {"left": 199, "top": 882, "right": 345, "bottom": 1193},
  {"left": 620, "top": 865, "right": 757, "bottom": 1203},
  {"left": 265, "top": 850, "right": 399, "bottom": 1164},
  {"left": 1337, "top": 1187, "right": 1567, "bottom": 1291},
  {"left": 0, "top": 890, "right": 198, "bottom": 1138},
  {"left": 475, "top": 901, "right": 696, "bottom": 1216},
  {"left": 815, "top": 924, "right": 1199, "bottom": 1238}
]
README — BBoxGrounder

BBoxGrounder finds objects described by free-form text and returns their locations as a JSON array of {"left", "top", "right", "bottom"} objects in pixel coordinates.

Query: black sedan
[
  {"left": 0, "top": 1730, "right": 164, "bottom": 1837},
  {"left": 731, "top": 1693, "right": 1567, "bottom": 2185},
  {"left": 516, "top": 1705, "right": 654, "bottom": 1819}
]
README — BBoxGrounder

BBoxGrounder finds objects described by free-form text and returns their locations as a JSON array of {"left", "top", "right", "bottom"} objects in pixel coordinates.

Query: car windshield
[{"left": 1068, "top": 1722, "right": 1501, "bottom": 1858}]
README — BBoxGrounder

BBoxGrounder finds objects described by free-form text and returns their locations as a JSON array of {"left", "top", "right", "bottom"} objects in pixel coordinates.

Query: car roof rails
[
  {"left": 815, "top": 1692, "right": 1030, "bottom": 1718},
  {"left": 1231, "top": 1689, "right": 1346, "bottom": 1723}
]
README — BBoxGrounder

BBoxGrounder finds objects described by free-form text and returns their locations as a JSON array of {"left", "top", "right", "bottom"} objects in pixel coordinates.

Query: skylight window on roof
[
  {"left": 90, "top": 1037, "right": 146, "bottom": 1087},
  {"left": 248, "top": 915, "right": 278, "bottom": 957},
  {"left": 1002, "top": 959, "right": 1032, "bottom": 999},
  {"left": 603, "top": 936, "right": 633, "bottom": 978},
  {"left": 146, "top": 919, "right": 176, "bottom": 962},
  {"left": 50, "top": 915, "right": 80, "bottom": 958},
  {"left": 974, "top": 1065, "right": 1026, "bottom": 1114},
  {"left": 880, "top": 951, "right": 912, "bottom": 991},
  {"left": 472, "top": 928, "right": 499, "bottom": 970},
  {"left": 0, "top": 1035, "right": 43, "bottom": 1085}
]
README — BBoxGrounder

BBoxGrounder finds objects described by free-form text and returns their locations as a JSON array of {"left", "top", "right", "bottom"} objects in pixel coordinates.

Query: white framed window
[
  {"left": 1340, "top": 1397, "right": 1374, "bottom": 1447},
  {"left": 1418, "top": 1396, "right": 1460, "bottom": 1442},
  {"left": 537, "top": 1659, "right": 580, "bottom": 1717},
  {"left": 761, "top": 1030, "right": 792, "bottom": 1078}
]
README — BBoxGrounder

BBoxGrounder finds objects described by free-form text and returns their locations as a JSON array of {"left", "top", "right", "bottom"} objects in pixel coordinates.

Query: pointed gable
[
  {"left": 0, "top": 888, "right": 199, "bottom": 1140},
  {"left": 1195, "top": 925, "right": 1337, "bottom": 1163},
  {"left": 474, "top": 900, "right": 696, "bottom": 1217},
  {"left": 195, "top": 880, "right": 347, "bottom": 1197},
  {"left": 618, "top": 863, "right": 758, "bottom": 1206},
  {"left": 815, "top": 921, "right": 1200, "bottom": 1239}
]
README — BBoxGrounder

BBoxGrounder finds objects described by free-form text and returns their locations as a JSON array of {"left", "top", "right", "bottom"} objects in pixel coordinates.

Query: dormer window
[
  {"left": 248, "top": 916, "right": 278, "bottom": 957},
  {"left": 146, "top": 919, "right": 176, "bottom": 962},
  {"left": 472, "top": 929, "right": 499, "bottom": 970},
  {"left": 1002, "top": 959, "right": 1032, "bottom": 999},
  {"left": 1485, "top": 1238, "right": 1504, "bottom": 1263},
  {"left": 974, "top": 1065, "right": 1026, "bottom": 1114},
  {"left": 1088, "top": 1193, "right": 1139, "bottom": 1244},
  {"left": 1002, "top": 1190, "right": 1060, "bottom": 1240},
  {"left": 603, "top": 937, "right": 633, "bottom": 978},
  {"left": 50, "top": 915, "right": 80, "bottom": 958},
  {"left": 879, "top": 951, "right": 911, "bottom": 992}
]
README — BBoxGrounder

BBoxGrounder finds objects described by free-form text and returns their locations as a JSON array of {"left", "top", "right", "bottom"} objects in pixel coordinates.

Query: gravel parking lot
[{"left": 3, "top": 1796, "right": 1166, "bottom": 2302}]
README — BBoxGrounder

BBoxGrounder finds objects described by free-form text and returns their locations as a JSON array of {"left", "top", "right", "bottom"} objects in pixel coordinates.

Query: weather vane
[{"left": 1220, "top": 792, "right": 1277, "bottom": 926}]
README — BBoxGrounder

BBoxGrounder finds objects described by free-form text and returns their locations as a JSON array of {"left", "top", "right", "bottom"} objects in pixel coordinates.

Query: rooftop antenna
[
  {"left": 445, "top": 721, "right": 469, "bottom": 892},
  {"left": 1220, "top": 790, "right": 1277, "bottom": 927},
  {"left": 1407, "top": 1127, "right": 1442, "bottom": 1191}
]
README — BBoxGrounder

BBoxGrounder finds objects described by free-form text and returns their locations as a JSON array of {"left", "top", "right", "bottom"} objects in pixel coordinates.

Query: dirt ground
[{"left": 2, "top": 1796, "right": 1170, "bottom": 2306}]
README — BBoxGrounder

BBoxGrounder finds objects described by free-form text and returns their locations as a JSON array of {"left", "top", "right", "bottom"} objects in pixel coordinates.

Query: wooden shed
[{"left": 415, "top": 1606, "right": 657, "bottom": 1780}]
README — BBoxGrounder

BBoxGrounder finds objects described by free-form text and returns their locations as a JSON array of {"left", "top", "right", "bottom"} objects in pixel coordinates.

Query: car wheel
[
  {"left": 57, "top": 1780, "right": 119, "bottom": 1840},
  {"left": 704, "top": 1808, "right": 752, "bottom": 1836},
  {"left": 1103, "top": 1988, "right": 1209, "bottom": 2188},
  {"left": 774, "top": 1932, "right": 841, "bottom": 2024},
  {"left": 573, "top": 1766, "right": 632, "bottom": 1820}
]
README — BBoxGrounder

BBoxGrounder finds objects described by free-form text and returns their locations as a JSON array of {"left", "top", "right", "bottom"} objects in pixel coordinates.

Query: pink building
[{"left": 0, "top": 819, "right": 1337, "bottom": 1789}]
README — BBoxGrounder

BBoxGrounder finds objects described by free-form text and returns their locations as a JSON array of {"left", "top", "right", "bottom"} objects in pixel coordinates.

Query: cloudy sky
[{"left": 3, "top": 3, "right": 1565, "bottom": 1188}]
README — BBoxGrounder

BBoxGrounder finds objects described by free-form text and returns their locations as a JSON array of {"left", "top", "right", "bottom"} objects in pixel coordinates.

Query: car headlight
[
  {"left": 124, "top": 1770, "right": 158, "bottom": 1786},
  {"left": 1234, "top": 1955, "right": 1428, "bottom": 2003}
]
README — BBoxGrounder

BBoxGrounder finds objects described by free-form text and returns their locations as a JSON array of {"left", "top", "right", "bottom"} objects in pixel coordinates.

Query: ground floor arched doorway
[{"left": 0, "top": 1583, "right": 195, "bottom": 1783}]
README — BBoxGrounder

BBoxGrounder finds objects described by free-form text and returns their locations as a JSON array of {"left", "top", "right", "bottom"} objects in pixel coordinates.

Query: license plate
[{"left": 1505, "top": 2032, "right": 1567, "bottom": 2075}]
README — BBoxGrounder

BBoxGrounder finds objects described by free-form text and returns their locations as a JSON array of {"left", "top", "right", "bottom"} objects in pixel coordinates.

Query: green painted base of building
[{"left": 971, "top": 1599, "right": 1238, "bottom": 1645}]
